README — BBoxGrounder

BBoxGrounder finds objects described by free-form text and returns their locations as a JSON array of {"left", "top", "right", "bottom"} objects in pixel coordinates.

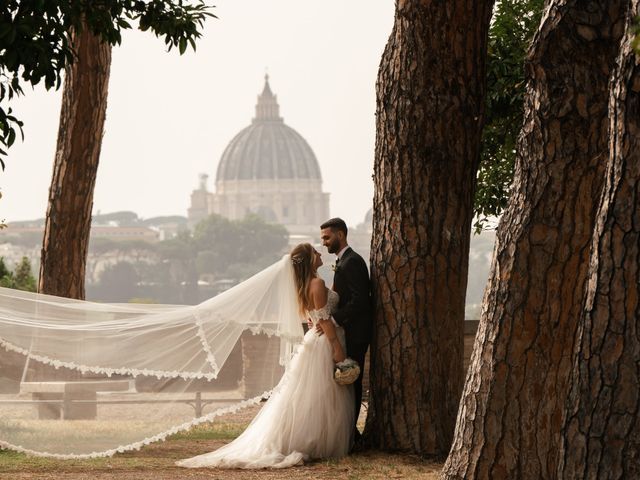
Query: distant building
[
  {"left": 0, "top": 225, "right": 159, "bottom": 244},
  {"left": 347, "top": 208, "right": 373, "bottom": 267},
  {"left": 188, "top": 75, "right": 330, "bottom": 237},
  {"left": 90, "top": 226, "right": 159, "bottom": 242}
]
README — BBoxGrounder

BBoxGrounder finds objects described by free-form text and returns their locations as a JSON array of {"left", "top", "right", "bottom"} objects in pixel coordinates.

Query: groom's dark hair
[{"left": 320, "top": 217, "right": 348, "bottom": 236}]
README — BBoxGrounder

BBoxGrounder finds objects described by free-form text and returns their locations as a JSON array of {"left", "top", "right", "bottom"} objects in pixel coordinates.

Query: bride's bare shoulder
[
  {"left": 309, "top": 278, "right": 327, "bottom": 308},
  {"left": 310, "top": 277, "right": 326, "bottom": 289}
]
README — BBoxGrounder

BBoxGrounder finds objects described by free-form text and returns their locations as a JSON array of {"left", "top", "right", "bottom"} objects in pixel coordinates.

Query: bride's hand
[{"left": 318, "top": 318, "right": 346, "bottom": 362}]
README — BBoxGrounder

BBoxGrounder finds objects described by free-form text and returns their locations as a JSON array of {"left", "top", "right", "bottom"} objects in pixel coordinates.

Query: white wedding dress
[{"left": 176, "top": 289, "right": 355, "bottom": 469}]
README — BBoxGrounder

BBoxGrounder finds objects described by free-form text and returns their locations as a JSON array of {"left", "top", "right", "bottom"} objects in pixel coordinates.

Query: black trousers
[{"left": 346, "top": 339, "right": 369, "bottom": 436}]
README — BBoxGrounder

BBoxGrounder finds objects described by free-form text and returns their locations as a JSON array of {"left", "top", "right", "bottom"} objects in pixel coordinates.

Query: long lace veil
[{"left": 0, "top": 254, "right": 303, "bottom": 458}]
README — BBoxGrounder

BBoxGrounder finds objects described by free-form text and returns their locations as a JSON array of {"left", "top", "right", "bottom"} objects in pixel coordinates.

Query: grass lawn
[{"left": 0, "top": 407, "right": 443, "bottom": 479}]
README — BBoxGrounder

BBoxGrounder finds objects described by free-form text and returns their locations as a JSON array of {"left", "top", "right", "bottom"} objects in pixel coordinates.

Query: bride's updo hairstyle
[{"left": 290, "top": 243, "right": 316, "bottom": 315}]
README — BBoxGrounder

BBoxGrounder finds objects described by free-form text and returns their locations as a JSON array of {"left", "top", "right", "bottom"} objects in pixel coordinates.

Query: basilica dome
[
  {"left": 189, "top": 75, "right": 330, "bottom": 233},
  {"left": 215, "top": 76, "right": 322, "bottom": 182}
]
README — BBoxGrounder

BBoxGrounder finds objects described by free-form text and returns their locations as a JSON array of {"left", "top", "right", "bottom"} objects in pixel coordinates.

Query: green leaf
[
  {"left": 474, "top": 0, "right": 544, "bottom": 223},
  {"left": 6, "top": 128, "right": 15, "bottom": 148}
]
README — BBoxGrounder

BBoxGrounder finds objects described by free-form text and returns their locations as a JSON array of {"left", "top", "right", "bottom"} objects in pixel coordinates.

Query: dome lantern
[
  {"left": 189, "top": 74, "right": 330, "bottom": 231},
  {"left": 253, "top": 74, "right": 282, "bottom": 123}
]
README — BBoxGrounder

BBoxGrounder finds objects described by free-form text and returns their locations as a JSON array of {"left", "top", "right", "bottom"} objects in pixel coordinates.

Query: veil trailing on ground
[{"left": 0, "top": 255, "right": 304, "bottom": 458}]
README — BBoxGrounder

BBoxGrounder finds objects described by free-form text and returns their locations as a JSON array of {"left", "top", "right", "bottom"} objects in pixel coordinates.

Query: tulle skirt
[{"left": 176, "top": 327, "right": 355, "bottom": 469}]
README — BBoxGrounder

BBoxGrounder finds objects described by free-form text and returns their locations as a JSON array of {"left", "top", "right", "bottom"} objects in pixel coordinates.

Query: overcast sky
[{"left": 1, "top": 0, "right": 395, "bottom": 227}]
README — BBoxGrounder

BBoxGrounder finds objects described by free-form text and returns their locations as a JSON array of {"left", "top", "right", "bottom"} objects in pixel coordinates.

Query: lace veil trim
[
  {"left": 0, "top": 389, "right": 273, "bottom": 459},
  {"left": 0, "top": 254, "right": 304, "bottom": 458}
]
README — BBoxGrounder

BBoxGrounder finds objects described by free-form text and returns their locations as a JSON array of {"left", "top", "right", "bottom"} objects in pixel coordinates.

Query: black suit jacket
[{"left": 332, "top": 247, "right": 372, "bottom": 345}]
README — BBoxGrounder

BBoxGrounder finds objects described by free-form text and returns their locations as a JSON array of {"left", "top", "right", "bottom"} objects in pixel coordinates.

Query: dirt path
[
  {"left": 1, "top": 438, "right": 443, "bottom": 480},
  {"left": 0, "top": 404, "right": 443, "bottom": 479}
]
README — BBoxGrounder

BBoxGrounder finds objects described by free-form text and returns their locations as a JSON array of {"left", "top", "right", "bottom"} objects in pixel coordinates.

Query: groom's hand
[
  {"left": 306, "top": 317, "right": 324, "bottom": 335},
  {"left": 316, "top": 318, "right": 331, "bottom": 337},
  {"left": 307, "top": 317, "right": 324, "bottom": 335}
]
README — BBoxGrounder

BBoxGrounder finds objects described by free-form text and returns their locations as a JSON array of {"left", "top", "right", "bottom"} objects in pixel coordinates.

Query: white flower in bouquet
[{"left": 334, "top": 358, "right": 360, "bottom": 385}]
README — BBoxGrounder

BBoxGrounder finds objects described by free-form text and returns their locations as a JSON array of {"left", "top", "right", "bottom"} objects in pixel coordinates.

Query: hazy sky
[{"left": 1, "top": 0, "right": 395, "bottom": 227}]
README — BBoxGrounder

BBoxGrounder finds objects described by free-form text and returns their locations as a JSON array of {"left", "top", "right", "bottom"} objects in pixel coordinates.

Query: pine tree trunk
[
  {"left": 39, "top": 25, "right": 112, "bottom": 299},
  {"left": 365, "top": 0, "right": 494, "bottom": 455},
  {"left": 558, "top": 3, "right": 640, "bottom": 477},
  {"left": 443, "top": 1, "right": 628, "bottom": 478}
]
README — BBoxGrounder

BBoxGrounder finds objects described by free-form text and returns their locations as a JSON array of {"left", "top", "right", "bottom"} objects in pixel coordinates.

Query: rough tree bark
[
  {"left": 365, "top": 0, "right": 494, "bottom": 455},
  {"left": 443, "top": 1, "right": 628, "bottom": 478},
  {"left": 558, "top": 2, "right": 640, "bottom": 477},
  {"left": 39, "top": 25, "right": 112, "bottom": 299}
]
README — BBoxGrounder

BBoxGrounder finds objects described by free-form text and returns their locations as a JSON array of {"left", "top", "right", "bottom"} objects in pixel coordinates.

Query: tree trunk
[
  {"left": 443, "top": 1, "right": 628, "bottom": 478},
  {"left": 558, "top": 3, "right": 640, "bottom": 477},
  {"left": 365, "top": 0, "right": 494, "bottom": 455},
  {"left": 39, "top": 25, "right": 112, "bottom": 299}
]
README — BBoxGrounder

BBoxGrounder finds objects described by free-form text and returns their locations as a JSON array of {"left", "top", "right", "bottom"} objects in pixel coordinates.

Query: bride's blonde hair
[{"left": 290, "top": 243, "right": 316, "bottom": 315}]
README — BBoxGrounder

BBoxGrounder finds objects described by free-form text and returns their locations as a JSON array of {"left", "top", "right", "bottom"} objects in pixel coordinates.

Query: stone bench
[{"left": 20, "top": 380, "right": 133, "bottom": 420}]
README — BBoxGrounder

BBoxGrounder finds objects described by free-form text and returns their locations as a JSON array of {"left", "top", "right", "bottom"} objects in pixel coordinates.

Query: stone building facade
[{"left": 188, "top": 75, "right": 330, "bottom": 238}]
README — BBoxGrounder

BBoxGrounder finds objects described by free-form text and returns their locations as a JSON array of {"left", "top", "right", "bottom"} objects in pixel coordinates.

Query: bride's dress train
[{"left": 176, "top": 289, "right": 355, "bottom": 469}]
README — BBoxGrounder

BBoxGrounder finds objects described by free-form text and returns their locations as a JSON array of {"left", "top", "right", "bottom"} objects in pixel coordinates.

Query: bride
[
  {"left": 0, "top": 243, "right": 354, "bottom": 460},
  {"left": 176, "top": 243, "right": 355, "bottom": 469}
]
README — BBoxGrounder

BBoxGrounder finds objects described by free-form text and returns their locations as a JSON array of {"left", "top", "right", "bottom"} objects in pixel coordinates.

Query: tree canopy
[
  {"left": 178, "top": 214, "right": 289, "bottom": 279},
  {"left": 0, "top": 0, "right": 214, "bottom": 167},
  {"left": 474, "top": 0, "right": 545, "bottom": 231},
  {"left": 87, "top": 214, "right": 289, "bottom": 302},
  {"left": 0, "top": 256, "right": 36, "bottom": 291}
]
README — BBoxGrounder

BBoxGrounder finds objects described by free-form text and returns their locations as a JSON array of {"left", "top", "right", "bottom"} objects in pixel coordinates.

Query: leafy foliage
[
  {"left": 0, "top": 0, "right": 215, "bottom": 168},
  {"left": 0, "top": 256, "right": 36, "bottom": 291},
  {"left": 156, "top": 214, "right": 288, "bottom": 284},
  {"left": 97, "top": 261, "right": 139, "bottom": 300},
  {"left": 88, "top": 214, "right": 289, "bottom": 302},
  {"left": 13, "top": 255, "right": 36, "bottom": 291},
  {"left": 168, "top": 214, "right": 287, "bottom": 281},
  {"left": 0, "top": 256, "right": 11, "bottom": 280},
  {"left": 190, "top": 214, "right": 288, "bottom": 276},
  {"left": 474, "top": 0, "right": 545, "bottom": 232}
]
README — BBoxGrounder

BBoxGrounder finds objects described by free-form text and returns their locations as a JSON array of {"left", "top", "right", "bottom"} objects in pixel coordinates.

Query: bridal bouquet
[{"left": 334, "top": 358, "right": 361, "bottom": 385}]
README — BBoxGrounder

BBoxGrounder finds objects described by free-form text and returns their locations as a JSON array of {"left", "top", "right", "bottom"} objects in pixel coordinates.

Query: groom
[{"left": 319, "top": 217, "right": 372, "bottom": 444}]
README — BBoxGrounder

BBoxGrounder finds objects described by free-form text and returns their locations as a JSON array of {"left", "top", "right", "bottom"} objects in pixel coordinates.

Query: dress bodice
[{"left": 307, "top": 289, "right": 339, "bottom": 324}]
